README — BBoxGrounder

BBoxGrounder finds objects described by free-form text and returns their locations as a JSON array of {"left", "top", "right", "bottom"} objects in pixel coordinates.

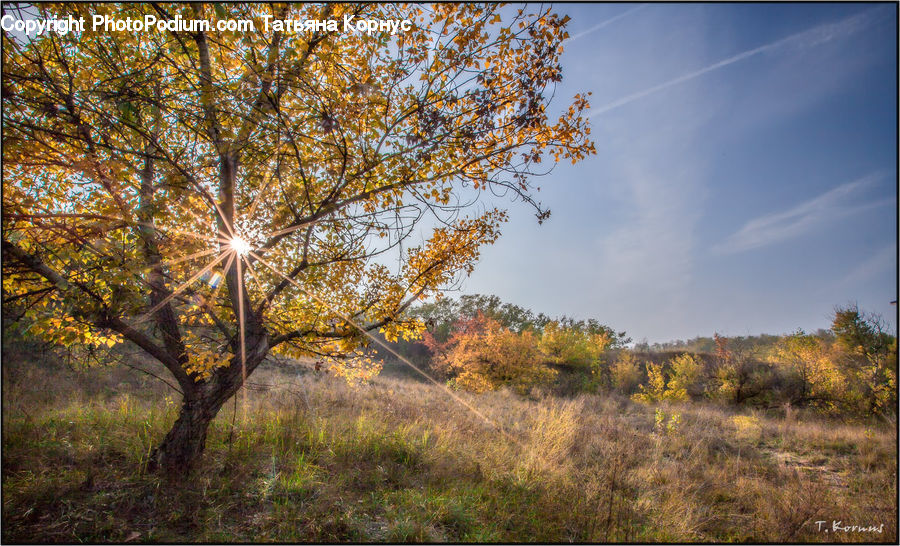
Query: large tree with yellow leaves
[{"left": 2, "top": 2, "right": 594, "bottom": 472}]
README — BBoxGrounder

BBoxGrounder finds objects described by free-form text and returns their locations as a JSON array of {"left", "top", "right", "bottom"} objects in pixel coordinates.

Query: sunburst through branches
[{"left": 228, "top": 236, "right": 252, "bottom": 257}]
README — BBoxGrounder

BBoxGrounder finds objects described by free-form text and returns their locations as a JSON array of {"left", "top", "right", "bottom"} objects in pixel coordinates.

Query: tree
[
  {"left": 456, "top": 294, "right": 543, "bottom": 333},
  {"left": 770, "top": 330, "right": 843, "bottom": 410},
  {"left": 428, "top": 312, "right": 555, "bottom": 393},
  {"left": 632, "top": 361, "right": 666, "bottom": 403},
  {"left": 1, "top": 3, "right": 595, "bottom": 473},
  {"left": 539, "top": 320, "right": 608, "bottom": 369},
  {"left": 829, "top": 306, "right": 897, "bottom": 416},
  {"left": 711, "top": 334, "right": 768, "bottom": 405},
  {"left": 609, "top": 350, "right": 642, "bottom": 394},
  {"left": 665, "top": 353, "right": 704, "bottom": 400},
  {"left": 411, "top": 293, "right": 543, "bottom": 343}
]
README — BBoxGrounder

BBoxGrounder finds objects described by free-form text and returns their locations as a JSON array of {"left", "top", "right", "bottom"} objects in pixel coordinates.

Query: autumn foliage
[
  {"left": 2, "top": 3, "right": 596, "bottom": 472},
  {"left": 412, "top": 297, "right": 895, "bottom": 418},
  {"left": 620, "top": 307, "right": 896, "bottom": 417},
  {"left": 425, "top": 312, "right": 555, "bottom": 393}
]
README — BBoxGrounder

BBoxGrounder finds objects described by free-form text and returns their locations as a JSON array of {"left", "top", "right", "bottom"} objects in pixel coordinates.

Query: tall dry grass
[{"left": 2, "top": 353, "right": 897, "bottom": 542}]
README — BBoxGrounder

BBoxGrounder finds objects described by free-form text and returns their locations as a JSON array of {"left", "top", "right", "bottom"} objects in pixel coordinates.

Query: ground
[{"left": 1, "top": 347, "right": 896, "bottom": 543}]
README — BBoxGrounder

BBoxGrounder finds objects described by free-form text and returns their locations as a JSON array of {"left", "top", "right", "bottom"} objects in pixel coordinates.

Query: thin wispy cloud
[
  {"left": 465, "top": 4, "right": 896, "bottom": 340},
  {"left": 713, "top": 173, "right": 890, "bottom": 254},
  {"left": 566, "top": 4, "right": 646, "bottom": 43},
  {"left": 838, "top": 244, "right": 897, "bottom": 287},
  {"left": 589, "top": 6, "right": 886, "bottom": 118}
]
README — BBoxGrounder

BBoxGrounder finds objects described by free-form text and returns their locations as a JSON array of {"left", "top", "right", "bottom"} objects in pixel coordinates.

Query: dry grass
[{"left": 2, "top": 353, "right": 897, "bottom": 543}]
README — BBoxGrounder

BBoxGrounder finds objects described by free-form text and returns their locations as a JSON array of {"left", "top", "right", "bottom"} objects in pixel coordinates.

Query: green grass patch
[{"left": 2, "top": 360, "right": 897, "bottom": 543}]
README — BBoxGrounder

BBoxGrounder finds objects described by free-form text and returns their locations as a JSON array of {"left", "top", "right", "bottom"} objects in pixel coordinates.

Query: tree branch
[{"left": 1, "top": 238, "right": 196, "bottom": 394}]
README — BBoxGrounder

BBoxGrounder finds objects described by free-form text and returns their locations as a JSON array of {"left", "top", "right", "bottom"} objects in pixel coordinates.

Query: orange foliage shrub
[{"left": 427, "top": 312, "right": 556, "bottom": 393}]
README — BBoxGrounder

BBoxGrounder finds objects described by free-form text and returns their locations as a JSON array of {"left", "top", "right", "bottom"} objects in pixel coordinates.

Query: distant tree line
[
  {"left": 392, "top": 296, "right": 897, "bottom": 418},
  {"left": 639, "top": 331, "right": 832, "bottom": 355}
]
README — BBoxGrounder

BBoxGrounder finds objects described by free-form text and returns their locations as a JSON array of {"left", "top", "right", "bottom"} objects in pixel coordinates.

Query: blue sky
[{"left": 460, "top": 3, "right": 897, "bottom": 343}]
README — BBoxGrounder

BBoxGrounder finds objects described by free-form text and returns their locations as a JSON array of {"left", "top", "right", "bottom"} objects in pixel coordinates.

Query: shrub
[
  {"left": 632, "top": 362, "right": 667, "bottom": 403},
  {"left": 432, "top": 313, "right": 556, "bottom": 393},
  {"left": 770, "top": 331, "right": 843, "bottom": 411},
  {"left": 712, "top": 334, "right": 770, "bottom": 405},
  {"left": 730, "top": 414, "right": 762, "bottom": 442},
  {"left": 610, "top": 351, "right": 642, "bottom": 394},
  {"left": 654, "top": 408, "right": 681, "bottom": 436},
  {"left": 538, "top": 321, "right": 612, "bottom": 370},
  {"left": 830, "top": 307, "right": 897, "bottom": 416},
  {"left": 665, "top": 353, "right": 704, "bottom": 400},
  {"left": 633, "top": 356, "right": 704, "bottom": 403}
]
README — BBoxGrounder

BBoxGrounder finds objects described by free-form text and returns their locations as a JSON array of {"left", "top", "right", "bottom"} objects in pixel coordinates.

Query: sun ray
[
  {"left": 146, "top": 224, "right": 217, "bottom": 245},
  {"left": 175, "top": 197, "right": 238, "bottom": 245},
  {"left": 262, "top": 221, "right": 311, "bottom": 241},
  {"left": 212, "top": 202, "right": 237, "bottom": 240},
  {"left": 178, "top": 205, "right": 219, "bottom": 234},
  {"left": 247, "top": 251, "right": 536, "bottom": 457},
  {"left": 193, "top": 249, "right": 235, "bottom": 313},
  {"left": 236, "top": 251, "right": 248, "bottom": 421},
  {"left": 144, "top": 247, "right": 219, "bottom": 272},
  {"left": 135, "top": 251, "right": 231, "bottom": 325},
  {"left": 246, "top": 172, "right": 275, "bottom": 223},
  {"left": 5, "top": 212, "right": 218, "bottom": 246},
  {"left": 241, "top": 254, "right": 268, "bottom": 305},
  {"left": 228, "top": 235, "right": 252, "bottom": 257},
  {"left": 213, "top": 252, "right": 237, "bottom": 301}
]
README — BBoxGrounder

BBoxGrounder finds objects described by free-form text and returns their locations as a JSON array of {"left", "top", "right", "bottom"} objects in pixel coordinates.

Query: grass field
[{"left": 2, "top": 349, "right": 897, "bottom": 543}]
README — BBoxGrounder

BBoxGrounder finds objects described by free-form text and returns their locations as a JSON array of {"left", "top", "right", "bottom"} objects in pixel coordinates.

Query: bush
[
  {"left": 432, "top": 313, "right": 556, "bottom": 394},
  {"left": 632, "top": 355, "right": 707, "bottom": 403},
  {"left": 632, "top": 362, "right": 667, "bottom": 403},
  {"left": 610, "top": 351, "right": 642, "bottom": 394},
  {"left": 711, "top": 334, "right": 770, "bottom": 406},
  {"left": 539, "top": 321, "right": 610, "bottom": 369},
  {"left": 770, "top": 331, "right": 843, "bottom": 411},
  {"left": 666, "top": 353, "right": 704, "bottom": 400}
]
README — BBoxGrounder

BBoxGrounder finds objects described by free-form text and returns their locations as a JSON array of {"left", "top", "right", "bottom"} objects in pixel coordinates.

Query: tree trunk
[
  {"left": 149, "top": 332, "right": 269, "bottom": 475},
  {"left": 148, "top": 397, "right": 218, "bottom": 474}
]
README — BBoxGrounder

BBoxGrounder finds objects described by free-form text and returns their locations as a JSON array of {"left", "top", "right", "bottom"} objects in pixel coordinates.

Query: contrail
[
  {"left": 566, "top": 4, "right": 646, "bottom": 43},
  {"left": 589, "top": 7, "right": 885, "bottom": 118}
]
